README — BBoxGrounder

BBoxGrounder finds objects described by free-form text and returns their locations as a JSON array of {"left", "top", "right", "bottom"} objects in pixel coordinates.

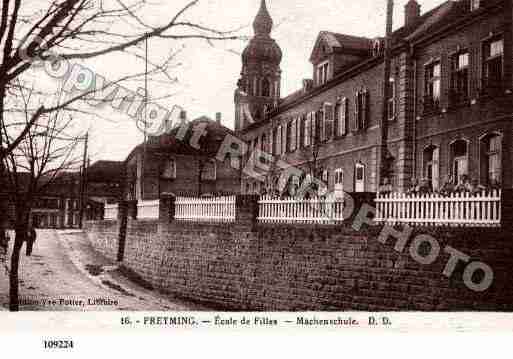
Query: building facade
[
  {"left": 237, "top": 0, "right": 513, "bottom": 195},
  {"left": 125, "top": 114, "right": 241, "bottom": 200}
]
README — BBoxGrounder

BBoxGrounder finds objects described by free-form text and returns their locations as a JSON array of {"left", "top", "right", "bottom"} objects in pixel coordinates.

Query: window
[
  {"left": 282, "top": 122, "right": 288, "bottom": 154},
  {"left": 262, "top": 78, "right": 271, "bottom": 97},
  {"left": 481, "top": 134, "right": 502, "bottom": 186},
  {"left": 322, "top": 169, "right": 329, "bottom": 183},
  {"left": 355, "top": 163, "right": 365, "bottom": 193},
  {"left": 423, "top": 146, "right": 440, "bottom": 192},
  {"left": 317, "top": 61, "right": 329, "bottom": 85},
  {"left": 424, "top": 61, "right": 441, "bottom": 111},
  {"left": 334, "top": 168, "right": 344, "bottom": 198},
  {"left": 275, "top": 126, "right": 282, "bottom": 155},
  {"left": 450, "top": 140, "right": 469, "bottom": 184},
  {"left": 201, "top": 160, "right": 217, "bottom": 181},
  {"left": 314, "top": 110, "right": 322, "bottom": 143},
  {"left": 161, "top": 159, "right": 176, "bottom": 179},
  {"left": 304, "top": 113, "right": 312, "bottom": 147},
  {"left": 450, "top": 52, "right": 470, "bottom": 105},
  {"left": 336, "top": 98, "right": 348, "bottom": 136},
  {"left": 297, "top": 116, "right": 303, "bottom": 149},
  {"left": 354, "top": 89, "right": 369, "bottom": 131},
  {"left": 482, "top": 38, "right": 503, "bottom": 93},
  {"left": 290, "top": 118, "right": 297, "bottom": 152},
  {"left": 388, "top": 78, "right": 396, "bottom": 120},
  {"left": 470, "top": 0, "right": 480, "bottom": 11},
  {"left": 323, "top": 103, "right": 334, "bottom": 141}
]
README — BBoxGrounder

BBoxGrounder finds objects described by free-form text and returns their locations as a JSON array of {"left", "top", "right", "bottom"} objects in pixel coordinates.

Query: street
[{"left": 0, "top": 230, "right": 210, "bottom": 311}]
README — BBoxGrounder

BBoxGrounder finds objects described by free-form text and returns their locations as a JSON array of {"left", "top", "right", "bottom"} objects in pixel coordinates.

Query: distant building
[
  {"left": 237, "top": 0, "right": 513, "bottom": 195},
  {"left": 86, "top": 160, "right": 124, "bottom": 204},
  {"left": 124, "top": 113, "right": 241, "bottom": 200}
]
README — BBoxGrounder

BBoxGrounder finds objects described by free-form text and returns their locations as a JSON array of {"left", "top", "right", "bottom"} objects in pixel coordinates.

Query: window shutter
[
  {"left": 305, "top": 114, "right": 311, "bottom": 147},
  {"left": 297, "top": 116, "right": 303, "bottom": 149},
  {"left": 320, "top": 108, "right": 326, "bottom": 142},
  {"left": 362, "top": 90, "right": 369, "bottom": 129},
  {"left": 269, "top": 128, "right": 274, "bottom": 155},
  {"left": 325, "top": 103, "right": 334, "bottom": 141},
  {"left": 282, "top": 122, "right": 287, "bottom": 154},
  {"left": 291, "top": 118, "right": 297, "bottom": 151},
  {"left": 353, "top": 92, "right": 359, "bottom": 131},
  {"left": 276, "top": 126, "right": 282, "bottom": 155},
  {"left": 341, "top": 98, "right": 348, "bottom": 135},
  {"left": 311, "top": 111, "right": 317, "bottom": 145}
]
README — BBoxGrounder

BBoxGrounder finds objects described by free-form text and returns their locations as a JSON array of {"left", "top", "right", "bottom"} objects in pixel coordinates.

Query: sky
[{"left": 72, "top": 0, "right": 447, "bottom": 163}]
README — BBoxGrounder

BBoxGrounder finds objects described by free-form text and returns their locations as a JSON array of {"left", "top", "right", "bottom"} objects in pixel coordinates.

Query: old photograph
[{"left": 0, "top": 0, "right": 512, "bottom": 317}]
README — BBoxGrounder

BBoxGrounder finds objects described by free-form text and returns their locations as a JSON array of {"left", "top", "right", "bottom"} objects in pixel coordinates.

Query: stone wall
[
  {"left": 84, "top": 220, "right": 120, "bottom": 262},
  {"left": 85, "top": 217, "right": 513, "bottom": 311}
]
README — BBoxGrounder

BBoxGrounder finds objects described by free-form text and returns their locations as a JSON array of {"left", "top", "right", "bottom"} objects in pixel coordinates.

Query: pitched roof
[
  {"left": 87, "top": 160, "right": 124, "bottom": 182},
  {"left": 126, "top": 117, "right": 235, "bottom": 162},
  {"left": 322, "top": 31, "right": 374, "bottom": 51}
]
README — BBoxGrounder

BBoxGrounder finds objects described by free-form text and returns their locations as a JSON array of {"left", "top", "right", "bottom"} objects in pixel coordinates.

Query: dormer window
[
  {"left": 470, "top": 0, "right": 480, "bottom": 11},
  {"left": 317, "top": 61, "right": 330, "bottom": 86}
]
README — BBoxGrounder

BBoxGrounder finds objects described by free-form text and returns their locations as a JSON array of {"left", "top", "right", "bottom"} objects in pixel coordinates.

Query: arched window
[
  {"left": 423, "top": 145, "right": 440, "bottom": 191},
  {"left": 261, "top": 133, "right": 268, "bottom": 153},
  {"left": 480, "top": 133, "right": 502, "bottom": 186},
  {"left": 262, "top": 78, "right": 271, "bottom": 97},
  {"left": 354, "top": 162, "right": 365, "bottom": 192},
  {"left": 450, "top": 139, "right": 468, "bottom": 184}
]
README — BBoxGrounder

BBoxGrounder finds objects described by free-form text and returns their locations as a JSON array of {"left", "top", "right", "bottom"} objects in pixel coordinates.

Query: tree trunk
[
  {"left": 9, "top": 232, "right": 24, "bottom": 312},
  {"left": 9, "top": 205, "right": 29, "bottom": 312}
]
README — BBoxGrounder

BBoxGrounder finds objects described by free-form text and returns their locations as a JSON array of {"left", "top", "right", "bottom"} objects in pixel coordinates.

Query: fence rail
[
  {"left": 175, "top": 196, "right": 236, "bottom": 223},
  {"left": 375, "top": 190, "right": 501, "bottom": 227},
  {"left": 258, "top": 196, "right": 345, "bottom": 224},
  {"left": 104, "top": 204, "right": 119, "bottom": 220},
  {"left": 137, "top": 200, "right": 160, "bottom": 219}
]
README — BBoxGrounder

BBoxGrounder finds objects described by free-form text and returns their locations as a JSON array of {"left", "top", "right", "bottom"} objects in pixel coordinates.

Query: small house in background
[
  {"left": 124, "top": 112, "right": 241, "bottom": 200},
  {"left": 86, "top": 160, "right": 124, "bottom": 204}
]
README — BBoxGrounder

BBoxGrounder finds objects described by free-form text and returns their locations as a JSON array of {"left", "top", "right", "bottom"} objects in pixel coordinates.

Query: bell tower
[{"left": 235, "top": 0, "right": 282, "bottom": 132}]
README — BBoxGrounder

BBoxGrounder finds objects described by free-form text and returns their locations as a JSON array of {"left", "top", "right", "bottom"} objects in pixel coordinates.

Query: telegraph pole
[
  {"left": 79, "top": 132, "right": 89, "bottom": 228},
  {"left": 378, "top": 0, "right": 394, "bottom": 189}
]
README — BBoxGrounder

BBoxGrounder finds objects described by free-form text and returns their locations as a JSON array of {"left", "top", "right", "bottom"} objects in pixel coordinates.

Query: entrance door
[{"left": 355, "top": 163, "right": 365, "bottom": 193}]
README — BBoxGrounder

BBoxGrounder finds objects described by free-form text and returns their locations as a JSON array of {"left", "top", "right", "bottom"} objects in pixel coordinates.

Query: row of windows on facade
[
  {"left": 246, "top": 162, "right": 366, "bottom": 195},
  {"left": 424, "top": 37, "right": 504, "bottom": 110},
  {"left": 422, "top": 133, "right": 502, "bottom": 192},
  {"left": 33, "top": 198, "right": 80, "bottom": 210},
  {"left": 159, "top": 159, "right": 217, "bottom": 181},
  {"left": 249, "top": 89, "right": 374, "bottom": 157}
]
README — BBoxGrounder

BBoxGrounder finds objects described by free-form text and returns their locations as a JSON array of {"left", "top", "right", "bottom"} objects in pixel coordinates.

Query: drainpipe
[{"left": 411, "top": 44, "right": 418, "bottom": 181}]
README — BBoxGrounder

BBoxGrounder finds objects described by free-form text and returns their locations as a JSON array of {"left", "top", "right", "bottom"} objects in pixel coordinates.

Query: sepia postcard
[{"left": 1, "top": 0, "right": 513, "bottom": 354}]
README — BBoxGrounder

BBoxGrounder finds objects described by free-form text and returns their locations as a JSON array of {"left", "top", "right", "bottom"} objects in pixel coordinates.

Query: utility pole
[
  {"left": 378, "top": 0, "right": 394, "bottom": 189},
  {"left": 141, "top": 34, "right": 149, "bottom": 201},
  {"left": 79, "top": 132, "right": 89, "bottom": 228}
]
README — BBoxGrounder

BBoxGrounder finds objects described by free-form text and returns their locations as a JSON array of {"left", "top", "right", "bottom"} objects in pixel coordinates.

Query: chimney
[
  {"left": 215, "top": 112, "right": 222, "bottom": 124},
  {"left": 179, "top": 110, "right": 187, "bottom": 124},
  {"left": 405, "top": 0, "right": 421, "bottom": 27}
]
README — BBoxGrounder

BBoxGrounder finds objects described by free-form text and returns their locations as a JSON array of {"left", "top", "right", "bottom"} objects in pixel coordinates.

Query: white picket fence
[
  {"left": 258, "top": 196, "right": 345, "bottom": 224},
  {"left": 375, "top": 190, "right": 502, "bottom": 227},
  {"left": 104, "top": 203, "right": 119, "bottom": 220},
  {"left": 137, "top": 200, "right": 160, "bottom": 219},
  {"left": 175, "top": 196, "right": 236, "bottom": 223}
]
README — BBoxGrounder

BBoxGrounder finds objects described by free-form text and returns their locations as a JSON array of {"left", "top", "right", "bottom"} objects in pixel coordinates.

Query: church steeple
[
  {"left": 235, "top": 0, "right": 282, "bottom": 133},
  {"left": 253, "top": 0, "right": 273, "bottom": 37}
]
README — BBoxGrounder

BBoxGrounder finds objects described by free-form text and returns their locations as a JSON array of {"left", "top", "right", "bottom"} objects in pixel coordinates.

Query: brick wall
[{"left": 86, "top": 218, "right": 513, "bottom": 311}]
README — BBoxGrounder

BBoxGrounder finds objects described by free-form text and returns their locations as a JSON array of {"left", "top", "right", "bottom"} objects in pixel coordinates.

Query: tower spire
[{"left": 253, "top": 0, "right": 273, "bottom": 37}]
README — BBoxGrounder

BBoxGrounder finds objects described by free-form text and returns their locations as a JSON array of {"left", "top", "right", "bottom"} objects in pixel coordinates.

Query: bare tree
[
  {"left": 0, "top": 0, "right": 243, "bottom": 261},
  {"left": 2, "top": 81, "right": 88, "bottom": 310}
]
